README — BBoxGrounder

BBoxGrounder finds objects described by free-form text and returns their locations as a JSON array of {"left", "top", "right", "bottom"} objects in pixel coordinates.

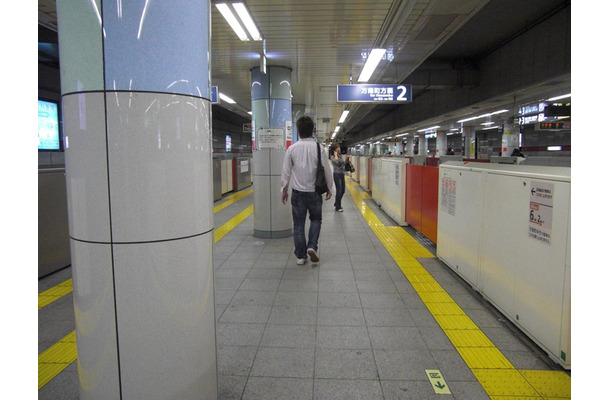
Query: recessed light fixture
[
  {"left": 219, "top": 93, "right": 236, "bottom": 104},
  {"left": 338, "top": 110, "right": 349, "bottom": 123},
  {"left": 457, "top": 109, "right": 508, "bottom": 123},
  {"left": 358, "top": 48, "right": 386, "bottom": 82},
  {"left": 216, "top": 2, "right": 262, "bottom": 41}
]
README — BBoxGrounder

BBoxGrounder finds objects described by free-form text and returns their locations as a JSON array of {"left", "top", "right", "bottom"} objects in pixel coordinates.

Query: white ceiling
[{"left": 38, "top": 0, "right": 570, "bottom": 143}]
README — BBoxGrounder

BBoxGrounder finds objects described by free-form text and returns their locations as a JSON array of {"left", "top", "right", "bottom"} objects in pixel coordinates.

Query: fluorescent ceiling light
[
  {"left": 334, "top": 126, "right": 340, "bottom": 133},
  {"left": 219, "top": 92, "right": 236, "bottom": 104},
  {"left": 457, "top": 109, "right": 508, "bottom": 123},
  {"left": 417, "top": 125, "right": 440, "bottom": 132},
  {"left": 233, "top": 2, "right": 262, "bottom": 41},
  {"left": 216, "top": 3, "right": 249, "bottom": 41},
  {"left": 358, "top": 48, "right": 386, "bottom": 82},
  {"left": 396, "top": 133, "right": 409, "bottom": 137},
  {"left": 547, "top": 93, "right": 570, "bottom": 101},
  {"left": 547, "top": 145, "right": 562, "bottom": 151},
  {"left": 338, "top": 110, "right": 349, "bottom": 123}
]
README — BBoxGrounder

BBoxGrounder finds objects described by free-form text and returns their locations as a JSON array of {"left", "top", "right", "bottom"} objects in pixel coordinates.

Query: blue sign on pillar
[
  {"left": 337, "top": 84, "right": 412, "bottom": 103},
  {"left": 211, "top": 86, "right": 218, "bottom": 103}
]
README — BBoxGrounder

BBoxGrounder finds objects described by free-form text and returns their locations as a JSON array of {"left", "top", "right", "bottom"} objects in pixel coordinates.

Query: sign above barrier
[
  {"left": 211, "top": 86, "right": 218, "bottom": 103},
  {"left": 337, "top": 84, "right": 412, "bottom": 103}
]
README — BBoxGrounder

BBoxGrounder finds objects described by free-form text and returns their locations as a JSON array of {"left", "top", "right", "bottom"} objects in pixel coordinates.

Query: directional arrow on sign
[{"left": 425, "top": 369, "right": 451, "bottom": 394}]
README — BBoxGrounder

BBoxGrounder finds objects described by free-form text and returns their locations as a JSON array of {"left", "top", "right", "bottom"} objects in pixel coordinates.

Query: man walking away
[{"left": 280, "top": 116, "right": 333, "bottom": 265}]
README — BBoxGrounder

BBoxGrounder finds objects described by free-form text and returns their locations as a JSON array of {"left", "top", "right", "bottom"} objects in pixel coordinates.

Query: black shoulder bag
[{"left": 315, "top": 142, "right": 329, "bottom": 195}]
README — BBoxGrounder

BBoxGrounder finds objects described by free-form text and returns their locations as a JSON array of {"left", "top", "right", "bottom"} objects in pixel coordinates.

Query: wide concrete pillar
[
  {"left": 436, "top": 131, "right": 447, "bottom": 156},
  {"left": 405, "top": 136, "right": 414, "bottom": 156},
  {"left": 57, "top": 1, "right": 217, "bottom": 399},
  {"left": 462, "top": 126, "right": 476, "bottom": 158},
  {"left": 251, "top": 66, "right": 293, "bottom": 238},
  {"left": 502, "top": 119, "right": 519, "bottom": 156},
  {"left": 418, "top": 133, "right": 427, "bottom": 156}
]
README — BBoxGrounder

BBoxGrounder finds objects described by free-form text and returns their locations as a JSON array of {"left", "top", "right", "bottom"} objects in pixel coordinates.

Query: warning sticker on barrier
[
  {"left": 529, "top": 180, "right": 553, "bottom": 245},
  {"left": 441, "top": 177, "right": 456, "bottom": 216}
]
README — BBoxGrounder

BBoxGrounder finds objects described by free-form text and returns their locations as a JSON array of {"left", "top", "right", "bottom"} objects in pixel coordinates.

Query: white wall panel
[{"left": 437, "top": 161, "right": 571, "bottom": 368}]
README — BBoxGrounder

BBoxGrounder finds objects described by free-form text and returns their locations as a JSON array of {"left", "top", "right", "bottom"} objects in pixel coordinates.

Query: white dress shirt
[{"left": 280, "top": 138, "right": 333, "bottom": 193}]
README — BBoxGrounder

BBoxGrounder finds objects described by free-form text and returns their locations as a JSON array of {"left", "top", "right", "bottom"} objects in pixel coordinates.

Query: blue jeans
[
  {"left": 333, "top": 173, "right": 345, "bottom": 210},
  {"left": 290, "top": 189, "right": 323, "bottom": 259}
]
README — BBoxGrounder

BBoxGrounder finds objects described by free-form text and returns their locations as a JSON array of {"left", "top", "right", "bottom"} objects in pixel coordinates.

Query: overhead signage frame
[{"left": 337, "top": 84, "right": 412, "bottom": 103}]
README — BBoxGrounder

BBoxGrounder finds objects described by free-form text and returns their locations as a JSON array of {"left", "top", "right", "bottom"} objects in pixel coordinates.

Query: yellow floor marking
[
  {"left": 38, "top": 331, "right": 77, "bottom": 389},
  {"left": 39, "top": 194, "right": 254, "bottom": 390},
  {"left": 346, "top": 179, "right": 570, "bottom": 399},
  {"left": 214, "top": 204, "right": 253, "bottom": 243},
  {"left": 213, "top": 188, "right": 253, "bottom": 213},
  {"left": 38, "top": 278, "right": 73, "bottom": 309}
]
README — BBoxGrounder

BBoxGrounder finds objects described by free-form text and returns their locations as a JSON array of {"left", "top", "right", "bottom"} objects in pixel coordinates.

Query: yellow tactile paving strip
[
  {"left": 38, "top": 331, "right": 78, "bottom": 389},
  {"left": 38, "top": 278, "right": 73, "bottom": 309},
  {"left": 39, "top": 191, "right": 255, "bottom": 390},
  {"left": 346, "top": 179, "right": 570, "bottom": 399}
]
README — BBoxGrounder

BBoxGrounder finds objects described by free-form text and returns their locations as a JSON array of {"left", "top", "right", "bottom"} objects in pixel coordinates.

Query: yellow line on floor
[
  {"left": 38, "top": 278, "right": 73, "bottom": 309},
  {"left": 213, "top": 188, "right": 253, "bottom": 213},
  {"left": 346, "top": 179, "right": 570, "bottom": 399},
  {"left": 38, "top": 331, "right": 77, "bottom": 390},
  {"left": 214, "top": 204, "right": 253, "bottom": 243},
  {"left": 39, "top": 194, "right": 254, "bottom": 390}
]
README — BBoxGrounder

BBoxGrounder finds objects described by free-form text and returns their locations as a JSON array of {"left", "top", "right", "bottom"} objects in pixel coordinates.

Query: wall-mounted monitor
[{"left": 38, "top": 99, "right": 62, "bottom": 151}]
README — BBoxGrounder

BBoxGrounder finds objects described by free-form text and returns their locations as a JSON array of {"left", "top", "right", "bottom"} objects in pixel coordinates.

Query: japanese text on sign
[
  {"left": 257, "top": 128, "right": 285, "bottom": 149},
  {"left": 337, "top": 84, "right": 412, "bottom": 103},
  {"left": 441, "top": 177, "right": 456, "bottom": 216},
  {"left": 528, "top": 180, "right": 553, "bottom": 245}
]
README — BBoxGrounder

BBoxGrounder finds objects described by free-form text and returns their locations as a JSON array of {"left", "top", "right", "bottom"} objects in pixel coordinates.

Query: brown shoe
[{"left": 307, "top": 248, "right": 319, "bottom": 263}]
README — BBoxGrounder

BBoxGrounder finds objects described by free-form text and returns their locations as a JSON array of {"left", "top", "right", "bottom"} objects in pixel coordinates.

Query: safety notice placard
[
  {"left": 258, "top": 128, "right": 285, "bottom": 149},
  {"left": 441, "top": 177, "right": 456, "bottom": 216},
  {"left": 529, "top": 180, "right": 553, "bottom": 245}
]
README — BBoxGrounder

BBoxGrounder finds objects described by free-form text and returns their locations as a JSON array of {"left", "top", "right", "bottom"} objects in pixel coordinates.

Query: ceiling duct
[{"left": 413, "top": 14, "right": 458, "bottom": 41}]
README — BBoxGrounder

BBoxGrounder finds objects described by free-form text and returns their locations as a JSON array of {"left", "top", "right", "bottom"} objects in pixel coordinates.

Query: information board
[
  {"left": 257, "top": 128, "right": 285, "bottom": 149},
  {"left": 337, "top": 84, "right": 412, "bottom": 103}
]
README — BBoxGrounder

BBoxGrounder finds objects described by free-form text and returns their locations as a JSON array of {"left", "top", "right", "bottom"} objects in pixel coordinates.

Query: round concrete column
[
  {"left": 418, "top": 133, "right": 427, "bottom": 156},
  {"left": 251, "top": 66, "right": 293, "bottom": 238},
  {"left": 405, "top": 136, "right": 414, "bottom": 156},
  {"left": 436, "top": 131, "right": 447, "bottom": 156},
  {"left": 502, "top": 120, "right": 519, "bottom": 156},
  {"left": 57, "top": 1, "right": 217, "bottom": 398}
]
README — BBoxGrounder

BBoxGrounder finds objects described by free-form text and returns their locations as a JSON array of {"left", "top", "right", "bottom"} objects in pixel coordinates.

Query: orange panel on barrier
[
  {"left": 421, "top": 166, "right": 438, "bottom": 243},
  {"left": 406, "top": 165, "right": 423, "bottom": 231}
]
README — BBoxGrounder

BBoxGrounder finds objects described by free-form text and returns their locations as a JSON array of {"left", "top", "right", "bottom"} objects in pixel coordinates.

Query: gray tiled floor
[{"left": 39, "top": 182, "right": 557, "bottom": 399}]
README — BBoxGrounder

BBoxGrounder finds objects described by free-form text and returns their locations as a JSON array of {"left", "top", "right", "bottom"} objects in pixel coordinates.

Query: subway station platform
[{"left": 38, "top": 177, "right": 570, "bottom": 399}]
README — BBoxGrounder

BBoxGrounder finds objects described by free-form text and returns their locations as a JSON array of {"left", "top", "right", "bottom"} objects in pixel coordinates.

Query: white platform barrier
[
  {"left": 357, "top": 156, "right": 369, "bottom": 190},
  {"left": 370, "top": 157, "right": 409, "bottom": 226},
  {"left": 437, "top": 161, "right": 571, "bottom": 369}
]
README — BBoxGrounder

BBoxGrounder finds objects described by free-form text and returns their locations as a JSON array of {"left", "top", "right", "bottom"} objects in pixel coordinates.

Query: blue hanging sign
[
  {"left": 337, "top": 84, "right": 412, "bottom": 103},
  {"left": 211, "top": 86, "right": 218, "bottom": 104}
]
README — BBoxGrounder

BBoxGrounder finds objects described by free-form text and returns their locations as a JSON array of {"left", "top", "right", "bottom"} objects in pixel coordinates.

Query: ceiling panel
[{"left": 39, "top": 0, "right": 569, "bottom": 142}]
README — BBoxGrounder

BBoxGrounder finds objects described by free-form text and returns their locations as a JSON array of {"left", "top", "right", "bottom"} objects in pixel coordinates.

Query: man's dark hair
[{"left": 297, "top": 116, "right": 314, "bottom": 138}]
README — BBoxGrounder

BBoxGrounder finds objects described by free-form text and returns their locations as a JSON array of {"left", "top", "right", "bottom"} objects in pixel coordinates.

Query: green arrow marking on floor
[{"left": 426, "top": 369, "right": 451, "bottom": 394}]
